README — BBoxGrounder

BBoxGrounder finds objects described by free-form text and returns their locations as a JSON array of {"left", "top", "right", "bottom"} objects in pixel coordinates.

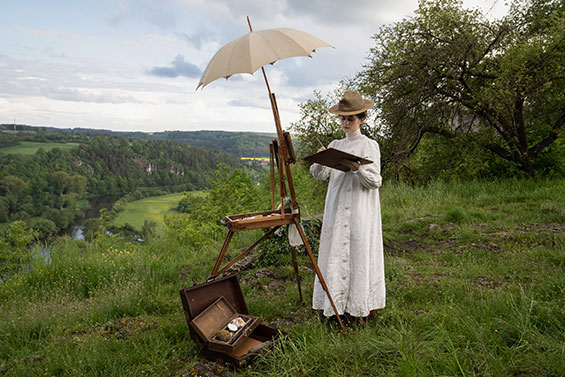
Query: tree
[
  {"left": 141, "top": 220, "right": 157, "bottom": 240},
  {"left": 290, "top": 90, "right": 344, "bottom": 158},
  {"left": 357, "top": 0, "right": 564, "bottom": 178},
  {"left": 28, "top": 218, "right": 58, "bottom": 240},
  {"left": 166, "top": 166, "right": 260, "bottom": 246},
  {"left": 0, "top": 221, "right": 38, "bottom": 276}
]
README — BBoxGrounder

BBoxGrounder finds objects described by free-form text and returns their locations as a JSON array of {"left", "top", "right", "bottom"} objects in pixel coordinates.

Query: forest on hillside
[
  {"left": 0, "top": 126, "right": 248, "bottom": 237},
  {"left": 0, "top": 124, "right": 275, "bottom": 158}
]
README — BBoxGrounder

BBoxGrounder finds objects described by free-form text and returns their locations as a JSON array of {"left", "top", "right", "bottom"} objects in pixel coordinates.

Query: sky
[{"left": 0, "top": 0, "right": 509, "bottom": 133}]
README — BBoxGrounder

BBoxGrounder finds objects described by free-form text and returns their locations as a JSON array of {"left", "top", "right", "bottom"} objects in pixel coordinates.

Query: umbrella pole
[{"left": 247, "top": 17, "right": 285, "bottom": 142}]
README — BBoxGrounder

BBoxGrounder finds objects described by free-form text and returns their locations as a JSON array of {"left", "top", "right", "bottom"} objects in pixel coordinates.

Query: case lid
[
  {"left": 190, "top": 297, "right": 236, "bottom": 341},
  {"left": 180, "top": 274, "right": 248, "bottom": 320}
]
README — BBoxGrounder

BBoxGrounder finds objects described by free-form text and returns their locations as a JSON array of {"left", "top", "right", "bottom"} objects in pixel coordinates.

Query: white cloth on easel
[
  {"left": 310, "top": 129, "right": 385, "bottom": 317},
  {"left": 287, "top": 223, "right": 303, "bottom": 247},
  {"left": 276, "top": 198, "right": 304, "bottom": 247}
]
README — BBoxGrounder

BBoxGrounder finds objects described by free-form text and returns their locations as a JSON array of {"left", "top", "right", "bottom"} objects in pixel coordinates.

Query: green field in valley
[
  {"left": 0, "top": 141, "right": 80, "bottom": 156},
  {"left": 110, "top": 192, "right": 201, "bottom": 235}
]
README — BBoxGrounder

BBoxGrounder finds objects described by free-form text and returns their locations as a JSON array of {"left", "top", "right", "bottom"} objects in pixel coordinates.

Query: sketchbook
[{"left": 303, "top": 148, "right": 372, "bottom": 172}]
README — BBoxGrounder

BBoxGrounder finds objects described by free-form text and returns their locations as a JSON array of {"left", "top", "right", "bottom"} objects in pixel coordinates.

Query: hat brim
[{"left": 329, "top": 99, "right": 374, "bottom": 115}]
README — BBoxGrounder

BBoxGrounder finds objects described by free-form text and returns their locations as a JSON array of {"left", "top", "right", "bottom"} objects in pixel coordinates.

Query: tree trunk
[{"left": 514, "top": 97, "right": 534, "bottom": 178}]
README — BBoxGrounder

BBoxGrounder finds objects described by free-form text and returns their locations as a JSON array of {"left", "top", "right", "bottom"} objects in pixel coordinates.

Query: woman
[{"left": 310, "top": 90, "right": 385, "bottom": 322}]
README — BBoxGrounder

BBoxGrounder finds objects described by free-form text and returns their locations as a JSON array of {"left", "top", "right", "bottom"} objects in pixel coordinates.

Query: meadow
[
  {"left": 0, "top": 141, "right": 80, "bottom": 156},
  {"left": 110, "top": 192, "right": 196, "bottom": 236},
  {"left": 0, "top": 179, "right": 563, "bottom": 376}
]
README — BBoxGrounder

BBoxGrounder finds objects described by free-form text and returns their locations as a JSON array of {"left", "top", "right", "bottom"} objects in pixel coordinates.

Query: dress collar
[{"left": 345, "top": 129, "right": 363, "bottom": 140}]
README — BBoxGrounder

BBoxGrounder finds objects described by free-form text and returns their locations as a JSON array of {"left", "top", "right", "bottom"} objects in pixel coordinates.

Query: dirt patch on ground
[
  {"left": 473, "top": 275, "right": 502, "bottom": 290},
  {"left": 387, "top": 221, "right": 564, "bottom": 255},
  {"left": 482, "top": 222, "right": 565, "bottom": 239},
  {"left": 223, "top": 252, "right": 258, "bottom": 275},
  {"left": 406, "top": 271, "right": 451, "bottom": 283},
  {"left": 242, "top": 268, "right": 287, "bottom": 292},
  {"left": 472, "top": 222, "right": 565, "bottom": 249},
  {"left": 180, "top": 361, "right": 236, "bottom": 377},
  {"left": 100, "top": 317, "right": 155, "bottom": 339},
  {"left": 517, "top": 222, "right": 565, "bottom": 233},
  {"left": 406, "top": 216, "right": 438, "bottom": 223},
  {"left": 469, "top": 241, "right": 502, "bottom": 253},
  {"left": 385, "top": 237, "right": 423, "bottom": 255},
  {"left": 179, "top": 264, "right": 195, "bottom": 282},
  {"left": 242, "top": 268, "right": 281, "bottom": 284},
  {"left": 385, "top": 231, "right": 461, "bottom": 255}
]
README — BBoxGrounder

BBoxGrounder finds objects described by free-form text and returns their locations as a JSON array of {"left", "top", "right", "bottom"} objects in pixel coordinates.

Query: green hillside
[
  {"left": 0, "top": 126, "right": 246, "bottom": 238},
  {"left": 0, "top": 141, "right": 80, "bottom": 156},
  {"left": 0, "top": 178, "right": 563, "bottom": 376},
  {"left": 0, "top": 124, "right": 276, "bottom": 158}
]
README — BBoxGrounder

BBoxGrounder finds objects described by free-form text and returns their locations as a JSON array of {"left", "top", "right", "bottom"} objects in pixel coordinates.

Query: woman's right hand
[{"left": 317, "top": 146, "right": 326, "bottom": 153}]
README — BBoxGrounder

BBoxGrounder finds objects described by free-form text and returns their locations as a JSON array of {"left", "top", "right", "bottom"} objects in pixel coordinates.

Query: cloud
[
  {"left": 148, "top": 55, "right": 201, "bottom": 78},
  {"left": 44, "top": 47, "right": 67, "bottom": 58},
  {"left": 105, "top": 0, "right": 179, "bottom": 29},
  {"left": 176, "top": 29, "right": 216, "bottom": 50},
  {"left": 228, "top": 98, "right": 271, "bottom": 110},
  {"left": 43, "top": 87, "right": 145, "bottom": 104}
]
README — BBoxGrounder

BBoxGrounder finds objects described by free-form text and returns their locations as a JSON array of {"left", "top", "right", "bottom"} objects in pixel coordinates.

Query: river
[{"left": 62, "top": 194, "right": 122, "bottom": 240}]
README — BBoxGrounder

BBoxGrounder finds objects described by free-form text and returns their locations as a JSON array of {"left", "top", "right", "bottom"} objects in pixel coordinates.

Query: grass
[
  {"left": 0, "top": 141, "right": 80, "bottom": 156},
  {"left": 0, "top": 179, "right": 563, "bottom": 376},
  {"left": 110, "top": 192, "right": 200, "bottom": 236}
]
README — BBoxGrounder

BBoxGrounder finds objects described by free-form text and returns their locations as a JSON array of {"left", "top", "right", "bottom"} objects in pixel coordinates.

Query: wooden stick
[
  {"left": 284, "top": 159, "right": 298, "bottom": 210},
  {"left": 247, "top": 17, "right": 284, "bottom": 143},
  {"left": 270, "top": 144, "right": 275, "bottom": 210},
  {"left": 273, "top": 141, "right": 286, "bottom": 215},
  {"left": 209, "top": 230, "right": 234, "bottom": 279},
  {"left": 216, "top": 227, "right": 280, "bottom": 275},
  {"left": 293, "top": 219, "right": 347, "bottom": 334},
  {"left": 290, "top": 246, "right": 303, "bottom": 302}
]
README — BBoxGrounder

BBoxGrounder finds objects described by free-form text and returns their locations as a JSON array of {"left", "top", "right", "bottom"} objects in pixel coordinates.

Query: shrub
[{"left": 0, "top": 221, "right": 38, "bottom": 276}]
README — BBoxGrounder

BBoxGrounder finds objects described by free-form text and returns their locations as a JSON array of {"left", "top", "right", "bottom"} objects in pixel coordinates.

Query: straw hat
[{"left": 329, "top": 90, "right": 374, "bottom": 116}]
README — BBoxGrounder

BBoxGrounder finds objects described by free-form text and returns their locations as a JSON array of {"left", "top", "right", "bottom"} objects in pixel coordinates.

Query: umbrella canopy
[{"left": 197, "top": 27, "right": 332, "bottom": 89}]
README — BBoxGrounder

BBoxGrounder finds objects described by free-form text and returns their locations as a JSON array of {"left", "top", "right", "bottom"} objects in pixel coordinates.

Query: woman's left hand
[{"left": 340, "top": 159, "right": 360, "bottom": 171}]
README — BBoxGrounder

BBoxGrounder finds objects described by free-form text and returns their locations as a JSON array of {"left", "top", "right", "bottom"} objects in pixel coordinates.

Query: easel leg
[
  {"left": 209, "top": 230, "right": 234, "bottom": 280},
  {"left": 215, "top": 226, "right": 280, "bottom": 276},
  {"left": 293, "top": 220, "right": 347, "bottom": 335},
  {"left": 289, "top": 246, "right": 303, "bottom": 302}
]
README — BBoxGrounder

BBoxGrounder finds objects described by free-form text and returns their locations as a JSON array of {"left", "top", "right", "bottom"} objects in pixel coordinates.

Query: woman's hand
[
  {"left": 317, "top": 146, "right": 326, "bottom": 153},
  {"left": 340, "top": 159, "right": 360, "bottom": 171}
]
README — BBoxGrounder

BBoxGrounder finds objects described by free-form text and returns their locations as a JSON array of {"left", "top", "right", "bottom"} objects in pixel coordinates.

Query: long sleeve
[
  {"left": 310, "top": 163, "right": 330, "bottom": 181},
  {"left": 309, "top": 140, "right": 336, "bottom": 181},
  {"left": 352, "top": 139, "right": 382, "bottom": 189}
]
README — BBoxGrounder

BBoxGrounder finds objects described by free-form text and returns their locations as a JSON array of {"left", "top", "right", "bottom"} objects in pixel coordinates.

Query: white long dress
[{"left": 310, "top": 129, "right": 385, "bottom": 317}]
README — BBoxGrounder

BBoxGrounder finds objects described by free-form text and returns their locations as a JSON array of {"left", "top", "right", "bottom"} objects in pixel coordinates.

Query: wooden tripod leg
[
  {"left": 269, "top": 144, "right": 275, "bottom": 210},
  {"left": 216, "top": 226, "right": 280, "bottom": 276},
  {"left": 293, "top": 220, "right": 347, "bottom": 335},
  {"left": 289, "top": 246, "right": 303, "bottom": 302},
  {"left": 209, "top": 229, "right": 234, "bottom": 280}
]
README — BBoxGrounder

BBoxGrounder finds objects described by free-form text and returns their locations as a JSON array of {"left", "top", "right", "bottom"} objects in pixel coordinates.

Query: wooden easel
[
  {"left": 207, "top": 16, "right": 346, "bottom": 334},
  {"left": 208, "top": 88, "right": 345, "bottom": 335}
]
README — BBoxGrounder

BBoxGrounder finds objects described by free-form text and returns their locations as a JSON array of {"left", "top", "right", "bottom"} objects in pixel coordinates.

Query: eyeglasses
[{"left": 339, "top": 116, "right": 357, "bottom": 123}]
